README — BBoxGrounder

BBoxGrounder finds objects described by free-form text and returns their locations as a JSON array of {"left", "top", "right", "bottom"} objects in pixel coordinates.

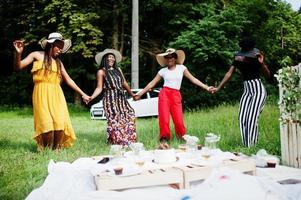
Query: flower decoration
[{"left": 275, "top": 65, "right": 301, "bottom": 124}]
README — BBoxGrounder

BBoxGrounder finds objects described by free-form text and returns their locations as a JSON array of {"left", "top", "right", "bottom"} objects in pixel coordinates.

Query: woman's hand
[
  {"left": 133, "top": 94, "right": 141, "bottom": 101},
  {"left": 82, "top": 94, "right": 91, "bottom": 105},
  {"left": 207, "top": 86, "right": 216, "bottom": 94},
  {"left": 13, "top": 40, "right": 25, "bottom": 53},
  {"left": 210, "top": 87, "right": 219, "bottom": 94},
  {"left": 257, "top": 52, "right": 265, "bottom": 64}
]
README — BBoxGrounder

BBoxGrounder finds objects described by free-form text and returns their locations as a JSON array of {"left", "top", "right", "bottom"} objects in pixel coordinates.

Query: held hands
[
  {"left": 82, "top": 94, "right": 91, "bottom": 105},
  {"left": 133, "top": 94, "right": 141, "bottom": 101},
  {"left": 207, "top": 86, "right": 215, "bottom": 94},
  {"left": 210, "top": 87, "right": 218, "bottom": 94},
  {"left": 206, "top": 86, "right": 219, "bottom": 94}
]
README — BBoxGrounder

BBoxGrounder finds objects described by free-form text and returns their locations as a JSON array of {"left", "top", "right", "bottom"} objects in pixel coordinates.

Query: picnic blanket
[{"left": 25, "top": 157, "right": 301, "bottom": 200}]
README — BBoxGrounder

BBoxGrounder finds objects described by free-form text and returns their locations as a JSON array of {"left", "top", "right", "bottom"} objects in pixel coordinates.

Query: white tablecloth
[{"left": 25, "top": 156, "right": 301, "bottom": 200}]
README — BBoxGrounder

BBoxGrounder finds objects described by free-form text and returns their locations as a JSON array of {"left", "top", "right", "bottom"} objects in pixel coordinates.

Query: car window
[{"left": 149, "top": 91, "right": 159, "bottom": 98}]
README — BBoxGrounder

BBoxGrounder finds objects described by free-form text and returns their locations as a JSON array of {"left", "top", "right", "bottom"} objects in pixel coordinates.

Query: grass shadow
[{"left": 0, "top": 138, "right": 37, "bottom": 152}]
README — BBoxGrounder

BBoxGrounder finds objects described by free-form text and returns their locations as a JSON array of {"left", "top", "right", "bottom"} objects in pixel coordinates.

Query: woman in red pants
[{"left": 134, "top": 48, "right": 213, "bottom": 145}]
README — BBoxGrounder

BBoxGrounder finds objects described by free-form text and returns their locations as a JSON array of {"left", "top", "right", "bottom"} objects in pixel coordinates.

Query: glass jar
[
  {"left": 204, "top": 133, "right": 220, "bottom": 149},
  {"left": 110, "top": 145, "right": 123, "bottom": 158},
  {"left": 129, "top": 142, "right": 144, "bottom": 155}
]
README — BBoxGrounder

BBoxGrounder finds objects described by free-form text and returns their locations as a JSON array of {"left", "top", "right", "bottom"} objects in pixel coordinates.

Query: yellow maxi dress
[{"left": 31, "top": 60, "right": 76, "bottom": 148}]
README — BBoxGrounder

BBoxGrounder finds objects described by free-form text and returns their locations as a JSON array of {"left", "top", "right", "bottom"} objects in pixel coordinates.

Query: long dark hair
[
  {"left": 99, "top": 53, "right": 123, "bottom": 84},
  {"left": 42, "top": 42, "right": 62, "bottom": 76},
  {"left": 99, "top": 53, "right": 118, "bottom": 70}
]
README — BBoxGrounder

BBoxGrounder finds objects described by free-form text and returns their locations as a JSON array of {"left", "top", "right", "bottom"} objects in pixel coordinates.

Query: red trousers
[{"left": 158, "top": 87, "right": 186, "bottom": 140}]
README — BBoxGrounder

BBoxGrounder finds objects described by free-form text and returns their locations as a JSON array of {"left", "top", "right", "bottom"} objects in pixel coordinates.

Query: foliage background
[
  {"left": 0, "top": 0, "right": 301, "bottom": 108},
  {"left": 0, "top": 1, "right": 300, "bottom": 199}
]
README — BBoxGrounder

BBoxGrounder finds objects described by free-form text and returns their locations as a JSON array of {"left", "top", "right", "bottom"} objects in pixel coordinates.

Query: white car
[{"left": 90, "top": 89, "right": 160, "bottom": 120}]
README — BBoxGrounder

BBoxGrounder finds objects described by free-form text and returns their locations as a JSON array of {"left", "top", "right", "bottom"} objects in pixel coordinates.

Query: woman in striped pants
[{"left": 212, "top": 37, "right": 270, "bottom": 147}]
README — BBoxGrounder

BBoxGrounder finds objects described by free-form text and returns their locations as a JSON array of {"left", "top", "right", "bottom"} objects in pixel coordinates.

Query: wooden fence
[{"left": 279, "top": 63, "right": 301, "bottom": 168}]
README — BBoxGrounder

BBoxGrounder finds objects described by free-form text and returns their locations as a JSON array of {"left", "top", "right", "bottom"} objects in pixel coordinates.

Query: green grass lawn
[{"left": 0, "top": 103, "right": 280, "bottom": 200}]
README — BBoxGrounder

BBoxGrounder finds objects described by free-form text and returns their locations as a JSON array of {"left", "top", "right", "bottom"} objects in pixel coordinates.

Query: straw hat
[
  {"left": 156, "top": 48, "right": 185, "bottom": 66},
  {"left": 39, "top": 32, "right": 71, "bottom": 53},
  {"left": 95, "top": 49, "right": 122, "bottom": 66}
]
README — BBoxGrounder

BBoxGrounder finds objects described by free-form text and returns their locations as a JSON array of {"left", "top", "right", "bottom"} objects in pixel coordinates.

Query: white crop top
[{"left": 158, "top": 64, "right": 187, "bottom": 90}]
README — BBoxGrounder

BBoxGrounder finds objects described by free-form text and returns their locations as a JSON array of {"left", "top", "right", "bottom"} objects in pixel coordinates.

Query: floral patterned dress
[{"left": 103, "top": 68, "right": 137, "bottom": 145}]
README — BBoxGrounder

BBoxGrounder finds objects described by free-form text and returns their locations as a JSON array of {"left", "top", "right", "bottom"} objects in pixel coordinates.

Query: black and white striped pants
[{"left": 238, "top": 79, "right": 267, "bottom": 147}]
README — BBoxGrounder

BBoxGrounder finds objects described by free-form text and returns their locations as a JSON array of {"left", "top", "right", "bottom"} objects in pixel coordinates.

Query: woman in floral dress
[{"left": 89, "top": 49, "right": 137, "bottom": 146}]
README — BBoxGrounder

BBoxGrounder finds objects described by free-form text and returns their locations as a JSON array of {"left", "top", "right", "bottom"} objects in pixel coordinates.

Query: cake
[{"left": 154, "top": 149, "right": 177, "bottom": 164}]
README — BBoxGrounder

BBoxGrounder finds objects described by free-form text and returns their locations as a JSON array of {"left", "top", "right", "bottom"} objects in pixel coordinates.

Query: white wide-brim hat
[
  {"left": 39, "top": 32, "right": 71, "bottom": 53},
  {"left": 95, "top": 49, "right": 122, "bottom": 66},
  {"left": 156, "top": 48, "right": 185, "bottom": 66}
]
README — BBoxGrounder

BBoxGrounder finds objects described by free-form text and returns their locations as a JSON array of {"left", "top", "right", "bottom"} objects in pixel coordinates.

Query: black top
[{"left": 232, "top": 48, "right": 262, "bottom": 81}]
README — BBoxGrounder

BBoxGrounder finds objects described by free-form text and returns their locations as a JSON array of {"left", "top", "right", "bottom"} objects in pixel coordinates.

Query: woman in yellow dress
[{"left": 13, "top": 32, "right": 90, "bottom": 151}]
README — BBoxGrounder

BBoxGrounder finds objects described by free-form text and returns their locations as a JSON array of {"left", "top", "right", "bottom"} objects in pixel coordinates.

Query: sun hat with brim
[
  {"left": 39, "top": 32, "right": 71, "bottom": 53},
  {"left": 156, "top": 48, "right": 185, "bottom": 67},
  {"left": 95, "top": 49, "right": 122, "bottom": 66}
]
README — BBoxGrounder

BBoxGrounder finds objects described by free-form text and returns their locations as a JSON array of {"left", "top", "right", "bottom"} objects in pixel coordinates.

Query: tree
[
  {"left": 169, "top": 3, "right": 248, "bottom": 107},
  {"left": 1, "top": 0, "right": 301, "bottom": 108}
]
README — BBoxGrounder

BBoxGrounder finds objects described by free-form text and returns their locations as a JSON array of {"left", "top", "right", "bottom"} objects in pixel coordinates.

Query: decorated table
[
  {"left": 24, "top": 135, "right": 301, "bottom": 200},
  {"left": 25, "top": 148, "right": 301, "bottom": 200},
  {"left": 91, "top": 148, "right": 256, "bottom": 190}
]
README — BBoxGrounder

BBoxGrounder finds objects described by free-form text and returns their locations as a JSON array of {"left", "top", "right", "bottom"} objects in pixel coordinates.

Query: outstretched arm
[
  {"left": 118, "top": 68, "right": 135, "bottom": 97},
  {"left": 134, "top": 73, "right": 161, "bottom": 100},
  {"left": 213, "top": 66, "right": 235, "bottom": 93},
  {"left": 60, "top": 63, "right": 90, "bottom": 102},
  {"left": 183, "top": 69, "right": 212, "bottom": 92},
  {"left": 90, "top": 69, "right": 105, "bottom": 101}
]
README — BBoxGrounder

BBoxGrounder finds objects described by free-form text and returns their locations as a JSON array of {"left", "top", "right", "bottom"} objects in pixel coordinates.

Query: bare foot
[{"left": 158, "top": 142, "right": 169, "bottom": 149}]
